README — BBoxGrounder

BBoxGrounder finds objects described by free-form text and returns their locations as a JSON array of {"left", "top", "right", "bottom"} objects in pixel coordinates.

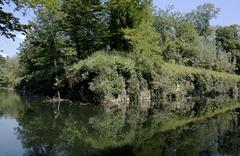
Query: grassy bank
[
  {"left": 154, "top": 63, "right": 240, "bottom": 99},
  {"left": 64, "top": 52, "right": 240, "bottom": 103}
]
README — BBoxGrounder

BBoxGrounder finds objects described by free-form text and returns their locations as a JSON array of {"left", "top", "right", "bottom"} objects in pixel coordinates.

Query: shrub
[
  {"left": 67, "top": 52, "right": 141, "bottom": 102},
  {"left": 154, "top": 64, "right": 240, "bottom": 99}
]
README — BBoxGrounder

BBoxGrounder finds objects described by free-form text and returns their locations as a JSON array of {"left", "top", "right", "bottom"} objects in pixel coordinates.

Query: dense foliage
[
  {"left": 1, "top": 0, "right": 240, "bottom": 103},
  {"left": 216, "top": 25, "right": 240, "bottom": 73},
  {"left": 0, "top": 55, "right": 19, "bottom": 87},
  {"left": 157, "top": 64, "right": 240, "bottom": 99},
  {"left": 0, "top": 0, "right": 24, "bottom": 39}
]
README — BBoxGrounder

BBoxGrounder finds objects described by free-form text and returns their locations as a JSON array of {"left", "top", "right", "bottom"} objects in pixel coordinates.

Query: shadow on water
[{"left": 1, "top": 89, "right": 240, "bottom": 155}]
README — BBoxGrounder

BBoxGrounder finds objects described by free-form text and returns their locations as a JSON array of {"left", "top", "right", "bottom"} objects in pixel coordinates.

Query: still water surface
[{"left": 1, "top": 89, "right": 240, "bottom": 156}]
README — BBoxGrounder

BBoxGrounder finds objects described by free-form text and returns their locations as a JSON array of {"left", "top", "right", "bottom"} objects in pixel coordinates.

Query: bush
[
  {"left": 154, "top": 63, "right": 240, "bottom": 99},
  {"left": 67, "top": 52, "right": 142, "bottom": 102},
  {"left": 66, "top": 51, "right": 166, "bottom": 103},
  {"left": 66, "top": 51, "right": 240, "bottom": 103}
]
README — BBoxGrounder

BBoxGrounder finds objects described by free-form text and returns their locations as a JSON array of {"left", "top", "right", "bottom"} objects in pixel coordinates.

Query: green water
[{"left": 1, "top": 89, "right": 240, "bottom": 156}]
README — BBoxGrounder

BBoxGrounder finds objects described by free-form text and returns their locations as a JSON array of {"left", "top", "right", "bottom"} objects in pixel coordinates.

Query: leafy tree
[
  {"left": 216, "top": 25, "right": 240, "bottom": 52},
  {"left": 186, "top": 3, "right": 220, "bottom": 36},
  {"left": 216, "top": 25, "right": 240, "bottom": 73},
  {"left": 108, "top": 0, "right": 140, "bottom": 51},
  {"left": 0, "top": 55, "right": 6, "bottom": 74},
  {"left": 61, "top": 0, "right": 107, "bottom": 59},
  {"left": 193, "top": 35, "right": 234, "bottom": 72},
  {"left": 123, "top": 0, "right": 161, "bottom": 55},
  {"left": 19, "top": 8, "right": 77, "bottom": 94},
  {"left": 0, "top": 55, "right": 9, "bottom": 87},
  {"left": 0, "top": 54, "right": 6, "bottom": 64},
  {"left": 154, "top": 5, "right": 184, "bottom": 41},
  {"left": 0, "top": 55, "right": 20, "bottom": 87},
  {"left": 0, "top": 0, "right": 60, "bottom": 40},
  {"left": 0, "top": 0, "right": 25, "bottom": 39},
  {"left": 108, "top": 0, "right": 160, "bottom": 54},
  {"left": 154, "top": 6, "right": 198, "bottom": 65}
]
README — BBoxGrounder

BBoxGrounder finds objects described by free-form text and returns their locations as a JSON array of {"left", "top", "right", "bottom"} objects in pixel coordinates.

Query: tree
[
  {"left": 0, "top": 0, "right": 25, "bottom": 39},
  {"left": 0, "top": 55, "right": 6, "bottom": 73},
  {"left": 108, "top": 0, "right": 157, "bottom": 51},
  {"left": 61, "top": 0, "right": 107, "bottom": 59},
  {"left": 16, "top": 0, "right": 239, "bottom": 102},
  {"left": 216, "top": 25, "right": 240, "bottom": 73},
  {"left": 108, "top": 0, "right": 136, "bottom": 51},
  {"left": 193, "top": 35, "right": 234, "bottom": 72},
  {"left": 19, "top": 8, "right": 77, "bottom": 94},
  {"left": 122, "top": 0, "right": 161, "bottom": 55},
  {"left": 186, "top": 3, "right": 220, "bottom": 36},
  {"left": 0, "top": 55, "right": 9, "bottom": 86},
  {"left": 108, "top": 0, "right": 160, "bottom": 54},
  {"left": 0, "top": 55, "right": 20, "bottom": 87},
  {"left": 0, "top": 0, "right": 61, "bottom": 40},
  {"left": 154, "top": 6, "right": 198, "bottom": 65}
]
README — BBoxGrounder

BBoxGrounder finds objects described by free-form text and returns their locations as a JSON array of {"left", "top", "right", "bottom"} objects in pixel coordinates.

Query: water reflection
[{"left": 1, "top": 89, "right": 240, "bottom": 155}]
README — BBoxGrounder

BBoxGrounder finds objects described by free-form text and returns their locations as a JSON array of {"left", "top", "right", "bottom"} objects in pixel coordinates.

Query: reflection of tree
[
  {"left": 217, "top": 109, "right": 240, "bottom": 155},
  {"left": 2, "top": 91, "right": 240, "bottom": 155},
  {"left": 134, "top": 111, "right": 238, "bottom": 156},
  {"left": 0, "top": 89, "right": 23, "bottom": 117},
  {"left": 15, "top": 103, "right": 104, "bottom": 155},
  {"left": 16, "top": 104, "right": 64, "bottom": 155}
]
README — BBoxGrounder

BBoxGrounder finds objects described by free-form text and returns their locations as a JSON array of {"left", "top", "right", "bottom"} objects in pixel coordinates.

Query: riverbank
[
  {"left": 16, "top": 59, "right": 240, "bottom": 105},
  {"left": 105, "top": 63, "right": 240, "bottom": 105},
  {"left": 157, "top": 63, "right": 240, "bottom": 99}
]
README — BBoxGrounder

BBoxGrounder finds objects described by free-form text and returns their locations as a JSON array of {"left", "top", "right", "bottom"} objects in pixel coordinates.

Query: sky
[
  {"left": 1, "top": 0, "right": 240, "bottom": 57},
  {"left": 0, "top": 2, "right": 34, "bottom": 57}
]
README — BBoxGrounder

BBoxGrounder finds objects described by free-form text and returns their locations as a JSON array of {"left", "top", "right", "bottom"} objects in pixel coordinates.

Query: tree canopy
[
  {"left": 186, "top": 3, "right": 220, "bottom": 36},
  {"left": 0, "top": 0, "right": 24, "bottom": 39},
  {"left": 1, "top": 1, "right": 240, "bottom": 102}
]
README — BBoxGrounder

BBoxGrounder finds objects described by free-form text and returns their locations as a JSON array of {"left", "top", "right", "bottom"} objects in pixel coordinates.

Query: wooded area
[{"left": 1, "top": 0, "right": 240, "bottom": 103}]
